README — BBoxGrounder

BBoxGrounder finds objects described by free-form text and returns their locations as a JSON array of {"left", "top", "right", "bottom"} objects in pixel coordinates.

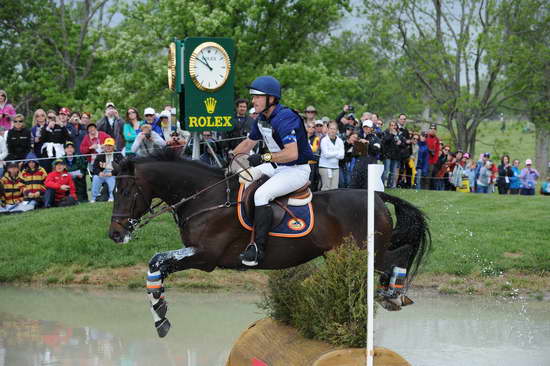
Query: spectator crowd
[{"left": 1, "top": 90, "right": 548, "bottom": 214}]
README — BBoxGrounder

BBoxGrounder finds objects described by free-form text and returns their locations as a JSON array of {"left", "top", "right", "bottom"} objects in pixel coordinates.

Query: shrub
[{"left": 259, "top": 237, "right": 375, "bottom": 348}]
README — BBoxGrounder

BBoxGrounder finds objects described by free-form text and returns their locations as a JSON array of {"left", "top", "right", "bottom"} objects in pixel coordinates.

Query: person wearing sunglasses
[
  {"left": 5, "top": 114, "right": 32, "bottom": 163},
  {"left": 0, "top": 90, "right": 16, "bottom": 130}
]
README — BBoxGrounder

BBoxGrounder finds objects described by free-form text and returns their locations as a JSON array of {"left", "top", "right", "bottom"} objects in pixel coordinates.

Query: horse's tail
[{"left": 377, "top": 192, "right": 431, "bottom": 282}]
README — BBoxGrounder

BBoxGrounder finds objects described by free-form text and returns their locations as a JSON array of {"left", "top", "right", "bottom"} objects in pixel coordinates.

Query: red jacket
[
  {"left": 79, "top": 131, "right": 111, "bottom": 162},
  {"left": 45, "top": 170, "right": 77, "bottom": 202},
  {"left": 426, "top": 135, "right": 441, "bottom": 165}
]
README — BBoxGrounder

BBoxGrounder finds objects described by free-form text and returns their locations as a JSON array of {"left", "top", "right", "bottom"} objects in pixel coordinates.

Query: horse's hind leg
[
  {"left": 377, "top": 245, "right": 414, "bottom": 311},
  {"left": 147, "top": 247, "right": 207, "bottom": 337}
]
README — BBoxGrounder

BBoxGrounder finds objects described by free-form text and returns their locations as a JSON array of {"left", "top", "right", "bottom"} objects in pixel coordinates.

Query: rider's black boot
[{"left": 241, "top": 205, "right": 272, "bottom": 266}]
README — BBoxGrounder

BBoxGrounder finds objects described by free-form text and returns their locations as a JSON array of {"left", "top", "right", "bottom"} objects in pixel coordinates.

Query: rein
[{"left": 113, "top": 155, "right": 252, "bottom": 233}]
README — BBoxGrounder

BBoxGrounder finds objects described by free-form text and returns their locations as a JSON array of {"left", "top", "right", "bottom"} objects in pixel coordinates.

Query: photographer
[
  {"left": 68, "top": 112, "right": 88, "bottom": 153},
  {"left": 519, "top": 159, "right": 540, "bottom": 196},
  {"left": 349, "top": 120, "right": 382, "bottom": 189},
  {"left": 166, "top": 130, "right": 188, "bottom": 158},
  {"left": 381, "top": 120, "right": 405, "bottom": 188},
  {"left": 131, "top": 122, "right": 165, "bottom": 157},
  {"left": 335, "top": 105, "right": 357, "bottom": 134},
  {"left": 40, "top": 113, "right": 71, "bottom": 170}
]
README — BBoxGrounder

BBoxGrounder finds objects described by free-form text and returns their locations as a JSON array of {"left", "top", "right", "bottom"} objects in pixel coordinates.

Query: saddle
[{"left": 241, "top": 175, "right": 311, "bottom": 219}]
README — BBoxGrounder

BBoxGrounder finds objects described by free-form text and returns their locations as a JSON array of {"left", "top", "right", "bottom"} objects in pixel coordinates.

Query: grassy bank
[{"left": 0, "top": 190, "right": 548, "bottom": 297}]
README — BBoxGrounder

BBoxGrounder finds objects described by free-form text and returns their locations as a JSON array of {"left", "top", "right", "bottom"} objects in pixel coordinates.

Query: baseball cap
[
  {"left": 463, "top": 153, "right": 470, "bottom": 159},
  {"left": 429, "top": 123, "right": 437, "bottom": 130},
  {"left": 103, "top": 138, "right": 116, "bottom": 146},
  {"left": 525, "top": 159, "right": 532, "bottom": 165},
  {"left": 59, "top": 107, "right": 71, "bottom": 115},
  {"left": 249, "top": 107, "right": 256, "bottom": 114},
  {"left": 321, "top": 116, "right": 330, "bottom": 123},
  {"left": 64, "top": 141, "right": 75, "bottom": 148},
  {"left": 105, "top": 102, "right": 116, "bottom": 109},
  {"left": 159, "top": 111, "right": 170, "bottom": 119},
  {"left": 314, "top": 120, "right": 324, "bottom": 126},
  {"left": 483, "top": 152, "right": 491, "bottom": 158},
  {"left": 305, "top": 105, "right": 317, "bottom": 113},
  {"left": 52, "top": 159, "right": 65, "bottom": 166},
  {"left": 362, "top": 120, "right": 374, "bottom": 128},
  {"left": 144, "top": 107, "right": 155, "bottom": 116}
]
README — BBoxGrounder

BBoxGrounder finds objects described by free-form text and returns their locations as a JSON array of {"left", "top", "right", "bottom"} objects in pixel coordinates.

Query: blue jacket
[
  {"left": 416, "top": 141, "right": 429, "bottom": 175},
  {"left": 509, "top": 166, "right": 521, "bottom": 189},
  {"left": 249, "top": 104, "right": 313, "bottom": 165}
]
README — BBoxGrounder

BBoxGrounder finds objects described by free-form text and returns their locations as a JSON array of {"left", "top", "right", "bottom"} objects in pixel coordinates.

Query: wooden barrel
[{"left": 226, "top": 318, "right": 410, "bottom": 366}]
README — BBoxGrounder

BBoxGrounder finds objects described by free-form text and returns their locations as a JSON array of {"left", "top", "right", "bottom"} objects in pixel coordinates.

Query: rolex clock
[
  {"left": 188, "top": 41, "right": 231, "bottom": 92},
  {"left": 182, "top": 37, "right": 235, "bottom": 132}
]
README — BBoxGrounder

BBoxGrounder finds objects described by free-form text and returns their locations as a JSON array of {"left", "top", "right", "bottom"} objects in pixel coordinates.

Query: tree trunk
[{"left": 535, "top": 126, "right": 550, "bottom": 177}]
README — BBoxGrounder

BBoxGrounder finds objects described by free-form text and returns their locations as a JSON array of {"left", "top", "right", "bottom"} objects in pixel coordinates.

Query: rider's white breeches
[{"left": 254, "top": 163, "right": 311, "bottom": 206}]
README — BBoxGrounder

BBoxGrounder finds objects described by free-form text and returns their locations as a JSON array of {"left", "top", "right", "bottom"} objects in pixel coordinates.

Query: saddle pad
[{"left": 237, "top": 184, "right": 314, "bottom": 238}]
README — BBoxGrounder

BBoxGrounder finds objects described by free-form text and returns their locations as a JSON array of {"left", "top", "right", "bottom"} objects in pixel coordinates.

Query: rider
[{"left": 232, "top": 76, "right": 314, "bottom": 266}]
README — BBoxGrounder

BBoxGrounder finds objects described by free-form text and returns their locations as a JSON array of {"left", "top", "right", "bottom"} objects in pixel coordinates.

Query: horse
[{"left": 108, "top": 148, "right": 430, "bottom": 337}]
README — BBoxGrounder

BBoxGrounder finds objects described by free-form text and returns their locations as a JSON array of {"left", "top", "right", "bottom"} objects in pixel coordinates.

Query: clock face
[{"left": 189, "top": 42, "right": 231, "bottom": 92}]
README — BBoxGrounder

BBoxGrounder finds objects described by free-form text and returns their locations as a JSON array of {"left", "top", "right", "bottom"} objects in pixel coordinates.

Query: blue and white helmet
[{"left": 248, "top": 76, "right": 281, "bottom": 99}]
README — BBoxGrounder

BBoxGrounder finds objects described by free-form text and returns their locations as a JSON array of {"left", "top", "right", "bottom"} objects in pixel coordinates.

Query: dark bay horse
[{"left": 108, "top": 148, "right": 430, "bottom": 337}]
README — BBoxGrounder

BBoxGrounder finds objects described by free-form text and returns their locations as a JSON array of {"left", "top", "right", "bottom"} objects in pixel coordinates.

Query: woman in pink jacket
[{"left": 0, "top": 90, "right": 16, "bottom": 130}]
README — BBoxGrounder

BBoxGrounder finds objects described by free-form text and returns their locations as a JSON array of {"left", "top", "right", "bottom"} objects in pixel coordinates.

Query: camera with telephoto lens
[{"left": 348, "top": 105, "right": 354, "bottom": 112}]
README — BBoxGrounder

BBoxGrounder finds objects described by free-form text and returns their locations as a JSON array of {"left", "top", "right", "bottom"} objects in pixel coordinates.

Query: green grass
[
  {"left": 0, "top": 202, "right": 181, "bottom": 282},
  {"left": 390, "top": 189, "right": 550, "bottom": 276},
  {"left": 1, "top": 190, "right": 549, "bottom": 284}
]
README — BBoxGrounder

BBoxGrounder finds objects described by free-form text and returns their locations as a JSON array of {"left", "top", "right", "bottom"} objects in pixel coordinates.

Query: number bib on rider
[{"left": 258, "top": 122, "right": 281, "bottom": 153}]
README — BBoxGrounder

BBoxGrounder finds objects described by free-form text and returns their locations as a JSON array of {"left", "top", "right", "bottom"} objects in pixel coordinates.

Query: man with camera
[
  {"left": 131, "top": 122, "right": 165, "bottom": 157},
  {"left": 40, "top": 112, "right": 72, "bottom": 169},
  {"left": 336, "top": 105, "right": 357, "bottom": 134},
  {"left": 349, "top": 120, "right": 382, "bottom": 189}
]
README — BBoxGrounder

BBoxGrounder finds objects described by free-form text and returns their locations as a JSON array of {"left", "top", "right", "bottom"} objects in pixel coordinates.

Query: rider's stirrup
[{"left": 241, "top": 242, "right": 261, "bottom": 267}]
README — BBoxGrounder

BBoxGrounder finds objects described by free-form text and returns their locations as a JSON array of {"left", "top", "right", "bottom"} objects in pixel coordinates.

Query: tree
[
  {"left": 364, "top": 0, "right": 521, "bottom": 155},
  {"left": 99, "top": 0, "right": 352, "bottom": 110},
  {"left": 0, "top": 0, "right": 115, "bottom": 117},
  {"left": 504, "top": 0, "right": 550, "bottom": 175}
]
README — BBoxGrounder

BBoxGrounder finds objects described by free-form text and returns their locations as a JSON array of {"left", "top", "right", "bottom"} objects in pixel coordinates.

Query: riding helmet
[{"left": 248, "top": 76, "right": 281, "bottom": 99}]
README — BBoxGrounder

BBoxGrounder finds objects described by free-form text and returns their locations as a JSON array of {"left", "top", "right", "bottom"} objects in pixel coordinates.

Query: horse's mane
[{"left": 119, "top": 146, "right": 225, "bottom": 177}]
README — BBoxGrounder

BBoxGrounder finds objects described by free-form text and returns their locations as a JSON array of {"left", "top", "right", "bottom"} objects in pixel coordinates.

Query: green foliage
[
  {"left": 1, "top": 0, "right": 424, "bottom": 121},
  {"left": 260, "top": 238, "right": 374, "bottom": 348}
]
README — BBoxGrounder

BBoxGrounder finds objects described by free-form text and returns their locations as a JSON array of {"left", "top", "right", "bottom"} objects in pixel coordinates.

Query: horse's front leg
[{"left": 146, "top": 246, "right": 209, "bottom": 337}]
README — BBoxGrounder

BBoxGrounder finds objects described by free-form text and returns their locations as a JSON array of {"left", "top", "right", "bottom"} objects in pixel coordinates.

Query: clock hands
[{"left": 197, "top": 55, "right": 213, "bottom": 71}]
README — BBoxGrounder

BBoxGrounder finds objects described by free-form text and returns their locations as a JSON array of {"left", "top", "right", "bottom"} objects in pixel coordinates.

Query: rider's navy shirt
[{"left": 249, "top": 104, "right": 313, "bottom": 166}]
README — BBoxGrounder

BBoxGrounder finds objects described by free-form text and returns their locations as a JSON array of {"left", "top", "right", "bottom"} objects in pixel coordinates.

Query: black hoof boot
[
  {"left": 153, "top": 298, "right": 168, "bottom": 319},
  {"left": 155, "top": 317, "right": 171, "bottom": 338}
]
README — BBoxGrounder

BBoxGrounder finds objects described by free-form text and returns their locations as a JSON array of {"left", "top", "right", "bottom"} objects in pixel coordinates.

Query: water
[
  {"left": 376, "top": 291, "right": 550, "bottom": 366},
  {"left": 0, "top": 287, "right": 549, "bottom": 366},
  {"left": 0, "top": 287, "right": 261, "bottom": 366}
]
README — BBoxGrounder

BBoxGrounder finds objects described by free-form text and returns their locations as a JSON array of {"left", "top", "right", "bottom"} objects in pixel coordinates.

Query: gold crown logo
[{"left": 204, "top": 97, "right": 217, "bottom": 114}]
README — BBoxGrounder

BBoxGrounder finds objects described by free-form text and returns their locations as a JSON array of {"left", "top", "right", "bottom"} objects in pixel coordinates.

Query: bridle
[
  {"left": 110, "top": 155, "right": 253, "bottom": 235},
  {"left": 111, "top": 174, "right": 160, "bottom": 233}
]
